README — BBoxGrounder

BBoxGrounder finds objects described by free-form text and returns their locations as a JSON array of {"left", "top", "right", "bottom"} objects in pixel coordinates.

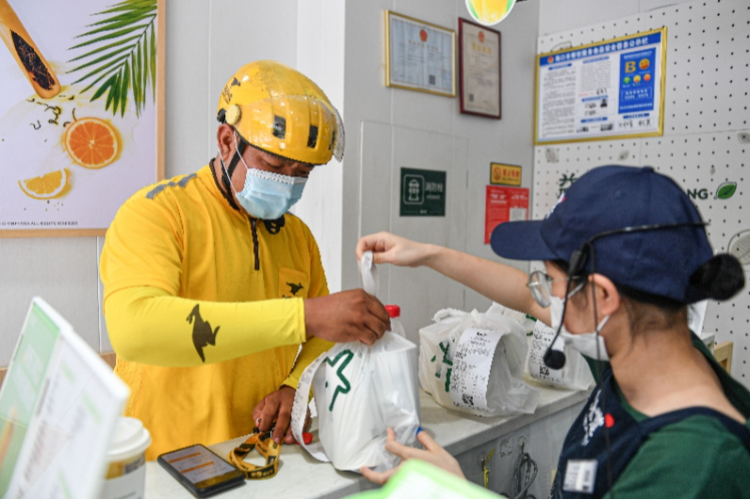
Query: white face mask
[
  {"left": 220, "top": 134, "right": 307, "bottom": 220},
  {"left": 549, "top": 295, "right": 610, "bottom": 361}
]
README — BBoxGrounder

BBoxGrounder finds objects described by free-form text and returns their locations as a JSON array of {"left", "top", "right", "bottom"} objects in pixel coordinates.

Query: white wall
[
  {"left": 334, "top": 0, "right": 540, "bottom": 342},
  {"left": 291, "top": 0, "right": 346, "bottom": 294},
  {"left": 539, "top": 0, "right": 696, "bottom": 36},
  {"left": 0, "top": 0, "right": 300, "bottom": 365}
]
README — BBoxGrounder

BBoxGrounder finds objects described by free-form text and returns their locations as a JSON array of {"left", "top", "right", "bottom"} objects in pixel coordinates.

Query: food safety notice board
[{"left": 535, "top": 28, "right": 666, "bottom": 144}]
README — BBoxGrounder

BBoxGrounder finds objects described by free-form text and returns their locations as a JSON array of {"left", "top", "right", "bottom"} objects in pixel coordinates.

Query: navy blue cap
[{"left": 490, "top": 165, "right": 713, "bottom": 304}]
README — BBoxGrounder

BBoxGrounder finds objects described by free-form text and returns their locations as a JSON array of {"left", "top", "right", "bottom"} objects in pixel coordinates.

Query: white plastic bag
[
  {"left": 418, "top": 303, "right": 539, "bottom": 417},
  {"left": 290, "top": 252, "right": 421, "bottom": 472},
  {"left": 526, "top": 320, "right": 594, "bottom": 391}
]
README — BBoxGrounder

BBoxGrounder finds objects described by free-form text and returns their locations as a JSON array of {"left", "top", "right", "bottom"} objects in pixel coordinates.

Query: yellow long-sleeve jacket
[{"left": 100, "top": 164, "right": 332, "bottom": 460}]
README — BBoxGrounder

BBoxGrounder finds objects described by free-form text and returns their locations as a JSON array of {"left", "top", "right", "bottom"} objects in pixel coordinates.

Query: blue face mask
[{"left": 221, "top": 135, "right": 307, "bottom": 220}]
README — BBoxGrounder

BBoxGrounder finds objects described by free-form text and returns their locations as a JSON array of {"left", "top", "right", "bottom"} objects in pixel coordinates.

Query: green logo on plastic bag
[{"left": 325, "top": 349, "right": 353, "bottom": 411}]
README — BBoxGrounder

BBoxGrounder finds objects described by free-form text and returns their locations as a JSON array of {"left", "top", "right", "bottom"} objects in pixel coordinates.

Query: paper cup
[{"left": 101, "top": 417, "right": 151, "bottom": 499}]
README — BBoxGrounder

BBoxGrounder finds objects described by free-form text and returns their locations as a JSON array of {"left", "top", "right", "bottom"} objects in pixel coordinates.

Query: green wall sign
[{"left": 400, "top": 168, "right": 446, "bottom": 216}]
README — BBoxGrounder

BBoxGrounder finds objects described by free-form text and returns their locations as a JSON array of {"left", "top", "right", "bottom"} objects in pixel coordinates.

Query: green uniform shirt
[{"left": 585, "top": 336, "right": 750, "bottom": 498}]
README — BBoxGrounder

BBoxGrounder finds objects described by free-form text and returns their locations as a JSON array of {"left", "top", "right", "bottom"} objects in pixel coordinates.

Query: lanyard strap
[{"left": 226, "top": 428, "right": 281, "bottom": 479}]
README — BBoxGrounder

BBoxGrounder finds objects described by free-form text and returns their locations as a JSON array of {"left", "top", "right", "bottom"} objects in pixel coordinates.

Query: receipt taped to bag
[
  {"left": 528, "top": 320, "right": 564, "bottom": 384},
  {"left": 449, "top": 328, "right": 502, "bottom": 412}
]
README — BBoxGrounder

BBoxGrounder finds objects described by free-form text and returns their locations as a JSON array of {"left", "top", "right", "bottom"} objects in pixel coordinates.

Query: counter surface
[{"left": 145, "top": 382, "right": 588, "bottom": 499}]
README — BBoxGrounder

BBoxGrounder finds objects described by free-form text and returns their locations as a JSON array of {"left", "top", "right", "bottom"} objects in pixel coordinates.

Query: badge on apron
[{"left": 563, "top": 459, "right": 598, "bottom": 494}]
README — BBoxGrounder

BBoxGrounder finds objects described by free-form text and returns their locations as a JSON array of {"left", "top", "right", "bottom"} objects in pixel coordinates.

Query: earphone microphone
[
  {"left": 542, "top": 276, "right": 576, "bottom": 370},
  {"left": 542, "top": 246, "right": 589, "bottom": 370},
  {"left": 543, "top": 343, "right": 566, "bottom": 370}
]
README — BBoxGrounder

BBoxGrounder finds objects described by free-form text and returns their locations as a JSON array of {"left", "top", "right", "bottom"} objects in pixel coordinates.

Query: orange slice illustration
[
  {"left": 19, "top": 169, "right": 69, "bottom": 199},
  {"left": 64, "top": 117, "right": 120, "bottom": 169}
]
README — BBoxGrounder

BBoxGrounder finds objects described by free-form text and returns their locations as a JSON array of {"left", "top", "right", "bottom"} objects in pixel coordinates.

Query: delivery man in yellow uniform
[{"left": 100, "top": 61, "right": 390, "bottom": 460}]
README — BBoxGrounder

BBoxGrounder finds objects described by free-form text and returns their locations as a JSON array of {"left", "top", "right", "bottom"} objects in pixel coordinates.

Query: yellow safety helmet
[{"left": 217, "top": 60, "right": 344, "bottom": 165}]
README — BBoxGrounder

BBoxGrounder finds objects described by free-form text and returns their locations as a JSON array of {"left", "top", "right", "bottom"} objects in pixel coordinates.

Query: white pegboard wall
[
  {"left": 642, "top": 132, "right": 750, "bottom": 381},
  {"left": 532, "top": 140, "right": 643, "bottom": 219},
  {"left": 533, "top": 0, "right": 750, "bottom": 384}
]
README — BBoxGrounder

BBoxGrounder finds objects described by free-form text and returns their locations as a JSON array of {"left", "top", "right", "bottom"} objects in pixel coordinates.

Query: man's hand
[
  {"left": 253, "top": 386, "right": 309, "bottom": 444},
  {"left": 360, "top": 428, "right": 465, "bottom": 485},
  {"left": 304, "top": 289, "right": 390, "bottom": 345}
]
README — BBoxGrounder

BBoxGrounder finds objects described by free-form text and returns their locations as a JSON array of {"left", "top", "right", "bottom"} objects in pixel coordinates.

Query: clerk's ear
[{"left": 589, "top": 273, "right": 621, "bottom": 317}]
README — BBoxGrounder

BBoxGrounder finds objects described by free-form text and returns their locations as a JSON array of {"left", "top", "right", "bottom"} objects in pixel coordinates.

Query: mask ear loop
[
  {"left": 217, "top": 129, "right": 248, "bottom": 211},
  {"left": 588, "top": 243, "right": 614, "bottom": 495}
]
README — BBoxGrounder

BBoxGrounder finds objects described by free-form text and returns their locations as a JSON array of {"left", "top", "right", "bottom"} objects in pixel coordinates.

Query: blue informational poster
[{"left": 535, "top": 28, "right": 666, "bottom": 144}]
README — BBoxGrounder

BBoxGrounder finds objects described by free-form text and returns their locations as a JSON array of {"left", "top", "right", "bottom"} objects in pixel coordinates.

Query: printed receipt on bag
[
  {"left": 290, "top": 352, "right": 330, "bottom": 462},
  {"left": 449, "top": 328, "right": 503, "bottom": 412},
  {"left": 528, "top": 320, "right": 564, "bottom": 384}
]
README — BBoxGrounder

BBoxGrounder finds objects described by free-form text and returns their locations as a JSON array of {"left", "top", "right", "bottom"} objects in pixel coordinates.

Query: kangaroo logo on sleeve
[
  {"left": 324, "top": 349, "right": 353, "bottom": 411},
  {"left": 286, "top": 282, "right": 304, "bottom": 296},
  {"left": 186, "top": 304, "right": 220, "bottom": 362}
]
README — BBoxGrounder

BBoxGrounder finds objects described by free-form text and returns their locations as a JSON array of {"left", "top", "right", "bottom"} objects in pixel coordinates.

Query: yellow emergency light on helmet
[{"left": 217, "top": 60, "right": 344, "bottom": 165}]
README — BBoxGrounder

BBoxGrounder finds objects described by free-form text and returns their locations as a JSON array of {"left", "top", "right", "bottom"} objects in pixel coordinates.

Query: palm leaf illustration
[{"left": 68, "top": 0, "right": 157, "bottom": 117}]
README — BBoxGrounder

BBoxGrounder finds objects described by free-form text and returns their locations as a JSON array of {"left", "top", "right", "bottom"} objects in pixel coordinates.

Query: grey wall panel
[
  {"left": 207, "top": 0, "right": 298, "bottom": 162},
  {"left": 388, "top": 127, "right": 468, "bottom": 344},
  {"left": 343, "top": 0, "right": 541, "bottom": 311},
  {"left": 0, "top": 238, "right": 100, "bottom": 365},
  {"left": 360, "top": 121, "right": 395, "bottom": 305}
]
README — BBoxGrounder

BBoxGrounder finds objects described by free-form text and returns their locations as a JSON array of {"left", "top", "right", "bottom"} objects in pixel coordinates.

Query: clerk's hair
[{"left": 551, "top": 254, "right": 744, "bottom": 335}]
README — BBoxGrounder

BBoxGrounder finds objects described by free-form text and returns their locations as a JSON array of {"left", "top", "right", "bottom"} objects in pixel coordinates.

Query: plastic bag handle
[
  {"left": 432, "top": 308, "right": 466, "bottom": 323},
  {"left": 360, "top": 251, "right": 379, "bottom": 296}
]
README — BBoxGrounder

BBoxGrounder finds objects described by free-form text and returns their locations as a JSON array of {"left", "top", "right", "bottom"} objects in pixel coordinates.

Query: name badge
[{"left": 563, "top": 459, "right": 598, "bottom": 494}]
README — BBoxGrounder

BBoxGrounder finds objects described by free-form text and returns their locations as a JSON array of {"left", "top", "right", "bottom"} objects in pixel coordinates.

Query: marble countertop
[{"left": 144, "top": 381, "right": 588, "bottom": 499}]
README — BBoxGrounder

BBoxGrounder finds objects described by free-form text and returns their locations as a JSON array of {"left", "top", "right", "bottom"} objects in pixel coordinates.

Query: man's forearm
[{"left": 105, "top": 286, "right": 307, "bottom": 367}]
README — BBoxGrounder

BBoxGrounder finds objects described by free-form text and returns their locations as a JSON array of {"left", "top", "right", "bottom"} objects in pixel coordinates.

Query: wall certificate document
[
  {"left": 459, "top": 18, "right": 501, "bottom": 118},
  {"left": 535, "top": 28, "right": 667, "bottom": 144},
  {"left": 385, "top": 11, "right": 456, "bottom": 97}
]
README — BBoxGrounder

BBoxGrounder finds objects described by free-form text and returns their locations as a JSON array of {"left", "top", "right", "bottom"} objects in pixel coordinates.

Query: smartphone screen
[{"left": 158, "top": 444, "right": 245, "bottom": 498}]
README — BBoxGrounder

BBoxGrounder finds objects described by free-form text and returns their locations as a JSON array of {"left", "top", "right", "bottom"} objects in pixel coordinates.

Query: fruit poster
[{"left": 0, "top": 0, "right": 163, "bottom": 235}]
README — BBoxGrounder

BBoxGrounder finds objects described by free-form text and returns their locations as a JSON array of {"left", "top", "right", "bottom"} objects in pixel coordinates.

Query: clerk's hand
[
  {"left": 360, "top": 428, "right": 465, "bottom": 485},
  {"left": 253, "top": 386, "right": 310, "bottom": 445},
  {"left": 304, "top": 289, "right": 389, "bottom": 345},
  {"left": 356, "top": 232, "right": 433, "bottom": 268}
]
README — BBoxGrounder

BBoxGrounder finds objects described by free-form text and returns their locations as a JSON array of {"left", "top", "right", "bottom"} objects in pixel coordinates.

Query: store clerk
[
  {"left": 100, "top": 61, "right": 389, "bottom": 460},
  {"left": 357, "top": 165, "right": 750, "bottom": 497}
]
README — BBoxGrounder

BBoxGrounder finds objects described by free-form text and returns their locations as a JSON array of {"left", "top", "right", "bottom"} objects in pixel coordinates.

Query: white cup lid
[{"left": 108, "top": 417, "right": 151, "bottom": 462}]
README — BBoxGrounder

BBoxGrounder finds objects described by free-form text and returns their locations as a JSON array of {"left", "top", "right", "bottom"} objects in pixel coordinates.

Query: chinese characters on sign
[
  {"left": 557, "top": 173, "right": 577, "bottom": 196},
  {"left": 535, "top": 28, "right": 666, "bottom": 144},
  {"left": 490, "top": 163, "right": 521, "bottom": 186},
  {"left": 400, "top": 167, "right": 447, "bottom": 216},
  {"left": 484, "top": 185, "right": 528, "bottom": 243}
]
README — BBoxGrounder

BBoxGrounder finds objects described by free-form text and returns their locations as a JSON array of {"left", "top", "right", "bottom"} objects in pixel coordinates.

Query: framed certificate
[
  {"left": 385, "top": 11, "right": 456, "bottom": 97},
  {"left": 459, "top": 18, "right": 501, "bottom": 119},
  {"left": 534, "top": 27, "right": 667, "bottom": 145}
]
